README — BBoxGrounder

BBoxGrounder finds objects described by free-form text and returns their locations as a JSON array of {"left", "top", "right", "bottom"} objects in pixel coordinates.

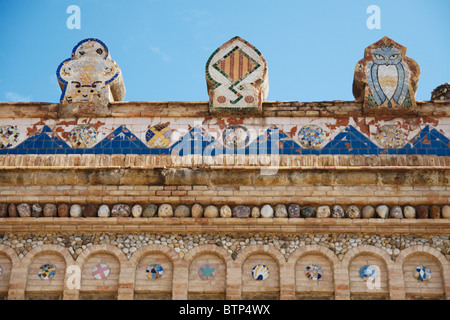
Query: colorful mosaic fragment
[
  {"left": 0, "top": 125, "right": 20, "bottom": 149},
  {"left": 198, "top": 264, "right": 216, "bottom": 280},
  {"left": 359, "top": 265, "right": 377, "bottom": 280},
  {"left": 57, "top": 38, "right": 125, "bottom": 104},
  {"left": 252, "top": 264, "right": 269, "bottom": 281},
  {"left": 206, "top": 36, "right": 268, "bottom": 113},
  {"left": 353, "top": 37, "right": 420, "bottom": 110},
  {"left": 69, "top": 125, "right": 98, "bottom": 148},
  {"left": 92, "top": 263, "right": 110, "bottom": 280},
  {"left": 39, "top": 264, "right": 56, "bottom": 280},
  {"left": 146, "top": 264, "right": 163, "bottom": 279},
  {"left": 223, "top": 125, "right": 250, "bottom": 149},
  {"left": 305, "top": 264, "right": 323, "bottom": 280},
  {"left": 146, "top": 124, "right": 173, "bottom": 148},
  {"left": 414, "top": 266, "right": 431, "bottom": 282},
  {"left": 298, "top": 125, "right": 326, "bottom": 149},
  {"left": 375, "top": 125, "right": 406, "bottom": 148}
]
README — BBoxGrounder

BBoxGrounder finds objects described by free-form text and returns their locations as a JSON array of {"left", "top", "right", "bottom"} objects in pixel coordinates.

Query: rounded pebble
[
  {"left": 131, "top": 205, "right": 143, "bottom": 218},
  {"left": 288, "top": 204, "right": 300, "bottom": 218},
  {"left": 83, "top": 204, "right": 97, "bottom": 217},
  {"left": 332, "top": 205, "right": 344, "bottom": 218},
  {"left": 174, "top": 205, "right": 190, "bottom": 217},
  {"left": 260, "top": 204, "right": 274, "bottom": 218},
  {"left": 111, "top": 204, "right": 131, "bottom": 217},
  {"left": 220, "top": 205, "right": 232, "bottom": 218},
  {"left": 316, "top": 206, "right": 331, "bottom": 218},
  {"left": 442, "top": 205, "right": 450, "bottom": 219},
  {"left": 345, "top": 205, "right": 360, "bottom": 219},
  {"left": 158, "top": 204, "right": 173, "bottom": 217},
  {"left": 57, "top": 204, "right": 69, "bottom": 217},
  {"left": 8, "top": 204, "right": 18, "bottom": 217},
  {"left": 361, "top": 205, "right": 375, "bottom": 218},
  {"left": 70, "top": 204, "right": 82, "bottom": 218},
  {"left": 191, "top": 204, "right": 203, "bottom": 218},
  {"left": 17, "top": 203, "right": 31, "bottom": 217},
  {"left": 416, "top": 205, "right": 429, "bottom": 219},
  {"left": 430, "top": 205, "right": 440, "bottom": 219},
  {"left": 404, "top": 206, "right": 416, "bottom": 219},
  {"left": 97, "top": 205, "right": 110, "bottom": 218},
  {"left": 390, "top": 205, "right": 403, "bottom": 219},
  {"left": 275, "top": 204, "right": 288, "bottom": 218},
  {"left": 376, "top": 205, "right": 389, "bottom": 219},
  {"left": 232, "top": 206, "right": 251, "bottom": 218},
  {"left": 142, "top": 204, "right": 158, "bottom": 218},
  {"left": 43, "top": 204, "right": 57, "bottom": 217},
  {"left": 301, "top": 206, "right": 315, "bottom": 218},
  {"left": 204, "top": 205, "right": 219, "bottom": 218},
  {"left": 31, "top": 203, "right": 42, "bottom": 218},
  {"left": 251, "top": 207, "right": 260, "bottom": 218},
  {"left": 0, "top": 204, "right": 8, "bottom": 218}
]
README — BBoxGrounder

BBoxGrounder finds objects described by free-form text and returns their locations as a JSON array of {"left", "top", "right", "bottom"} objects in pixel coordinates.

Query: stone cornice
[{"left": 0, "top": 100, "right": 449, "bottom": 118}]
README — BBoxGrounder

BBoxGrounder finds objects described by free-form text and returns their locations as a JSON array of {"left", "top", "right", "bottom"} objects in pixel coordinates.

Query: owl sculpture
[
  {"left": 353, "top": 37, "right": 420, "bottom": 110},
  {"left": 368, "top": 46, "right": 408, "bottom": 108}
]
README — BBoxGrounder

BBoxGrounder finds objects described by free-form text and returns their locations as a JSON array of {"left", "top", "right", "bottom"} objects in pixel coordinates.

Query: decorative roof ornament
[
  {"left": 431, "top": 83, "right": 450, "bottom": 101},
  {"left": 206, "top": 36, "right": 268, "bottom": 114},
  {"left": 353, "top": 36, "right": 420, "bottom": 111},
  {"left": 56, "top": 38, "right": 125, "bottom": 105}
]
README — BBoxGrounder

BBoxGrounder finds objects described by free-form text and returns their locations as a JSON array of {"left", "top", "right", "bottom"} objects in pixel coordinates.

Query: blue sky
[{"left": 0, "top": 0, "right": 448, "bottom": 103}]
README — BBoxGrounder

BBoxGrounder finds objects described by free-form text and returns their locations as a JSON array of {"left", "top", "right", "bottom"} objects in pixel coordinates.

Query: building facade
[{"left": 0, "top": 37, "right": 449, "bottom": 300}]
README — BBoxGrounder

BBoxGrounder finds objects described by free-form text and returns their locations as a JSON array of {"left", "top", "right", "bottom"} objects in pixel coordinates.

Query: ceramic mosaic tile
[
  {"left": 0, "top": 118, "right": 449, "bottom": 156},
  {"left": 92, "top": 263, "right": 110, "bottom": 280},
  {"left": 414, "top": 266, "right": 431, "bottom": 282},
  {"left": 305, "top": 264, "right": 323, "bottom": 280},
  {"left": 69, "top": 125, "right": 98, "bottom": 148},
  {"left": 146, "top": 264, "right": 163, "bottom": 280},
  {"left": 298, "top": 125, "right": 326, "bottom": 149},
  {"left": 198, "top": 264, "right": 216, "bottom": 280},
  {"left": 359, "top": 265, "right": 377, "bottom": 280},
  {"left": 0, "top": 126, "right": 20, "bottom": 149},
  {"left": 353, "top": 36, "right": 420, "bottom": 110},
  {"left": 252, "top": 264, "right": 269, "bottom": 281},
  {"left": 38, "top": 264, "right": 56, "bottom": 280},
  {"left": 57, "top": 38, "right": 125, "bottom": 103},
  {"left": 206, "top": 36, "right": 268, "bottom": 112}
]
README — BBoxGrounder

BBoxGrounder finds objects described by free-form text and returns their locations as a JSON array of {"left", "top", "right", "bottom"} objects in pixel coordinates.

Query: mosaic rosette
[
  {"left": 0, "top": 125, "right": 20, "bottom": 149},
  {"left": 39, "top": 264, "right": 56, "bottom": 280},
  {"left": 375, "top": 125, "right": 406, "bottom": 148},
  {"left": 92, "top": 263, "right": 110, "bottom": 280},
  {"left": 146, "top": 264, "right": 163, "bottom": 280},
  {"left": 305, "top": 264, "right": 323, "bottom": 280},
  {"left": 414, "top": 266, "right": 431, "bottom": 282},
  {"left": 198, "top": 264, "right": 216, "bottom": 280},
  {"left": 222, "top": 125, "right": 250, "bottom": 149},
  {"left": 69, "top": 125, "right": 98, "bottom": 148},
  {"left": 145, "top": 124, "right": 172, "bottom": 148},
  {"left": 252, "top": 264, "right": 269, "bottom": 281},
  {"left": 359, "top": 265, "right": 377, "bottom": 280},
  {"left": 298, "top": 125, "right": 326, "bottom": 149}
]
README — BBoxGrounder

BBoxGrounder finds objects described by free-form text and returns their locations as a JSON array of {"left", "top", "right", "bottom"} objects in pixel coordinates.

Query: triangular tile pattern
[
  {"left": 0, "top": 124, "right": 449, "bottom": 156},
  {"left": 171, "top": 126, "right": 216, "bottom": 156},
  {"left": 2, "top": 126, "right": 71, "bottom": 154},
  {"left": 321, "top": 126, "right": 379, "bottom": 155},
  {"left": 92, "top": 125, "right": 170, "bottom": 155}
]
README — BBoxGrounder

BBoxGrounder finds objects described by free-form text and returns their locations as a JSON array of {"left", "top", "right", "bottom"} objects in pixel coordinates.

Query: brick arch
[
  {"left": 234, "top": 244, "right": 286, "bottom": 268},
  {"left": 395, "top": 245, "right": 449, "bottom": 270},
  {"left": 341, "top": 244, "right": 395, "bottom": 270},
  {"left": 21, "top": 244, "right": 75, "bottom": 268},
  {"left": 395, "top": 245, "right": 450, "bottom": 299},
  {"left": 185, "top": 244, "right": 233, "bottom": 269},
  {"left": 0, "top": 244, "right": 20, "bottom": 266},
  {"left": 286, "top": 244, "right": 339, "bottom": 270},
  {"left": 128, "top": 244, "right": 179, "bottom": 267},
  {"left": 75, "top": 245, "right": 127, "bottom": 266}
]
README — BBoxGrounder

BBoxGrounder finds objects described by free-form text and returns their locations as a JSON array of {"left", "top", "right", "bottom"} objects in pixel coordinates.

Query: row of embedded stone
[
  {"left": 1, "top": 203, "right": 450, "bottom": 219},
  {"left": 0, "top": 232, "right": 449, "bottom": 261}
]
